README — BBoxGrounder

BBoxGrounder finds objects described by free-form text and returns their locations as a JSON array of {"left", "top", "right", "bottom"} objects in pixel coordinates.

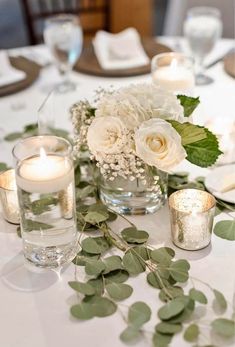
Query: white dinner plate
[{"left": 205, "top": 164, "right": 235, "bottom": 204}]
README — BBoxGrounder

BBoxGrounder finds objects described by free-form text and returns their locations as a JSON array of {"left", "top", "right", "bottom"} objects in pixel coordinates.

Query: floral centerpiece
[{"left": 71, "top": 83, "right": 221, "bottom": 214}]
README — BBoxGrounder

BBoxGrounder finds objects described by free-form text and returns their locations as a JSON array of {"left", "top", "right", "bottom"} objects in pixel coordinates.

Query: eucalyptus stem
[
  {"left": 108, "top": 208, "right": 136, "bottom": 228},
  {"left": 99, "top": 223, "right": 128, "bottom": 252}
]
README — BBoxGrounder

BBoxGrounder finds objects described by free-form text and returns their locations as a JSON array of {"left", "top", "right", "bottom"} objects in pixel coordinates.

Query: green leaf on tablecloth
[
  {"left": 177, "top": 95, "right": 200, "bottom": 117},
  {"left": 213, "top": 289, "right": 227, "bottom": 312},
  {"left": 120, "top": 326, "right": 141, "bottom": 343},
  {"left": 121, "top": 227, "right": 149, "bottom": 244},
  {"left": 169, "top": 121, "right": 207, "bottom": 146},
  {"left": 72, "top": 250, "right": 99, "bottom": 266},
  {"left": 167, "top": 297, "right": 195, "bottom": 324},
  {"left": 76, "top": 185, "right": 96, "bottom": 200},
  {"left": 158, "top": 298, "right": 185, "bottom": 321},
  {"left": 106, "top": 283, "right": 133, "bottom": 301},
  {"left": 68, "top": 281, "right": 95, "bottom": 296},
  {"left": 159, "top": 286, "right": 184, "bottom": 302},
  {"left": 169, "top": 259, "right": 190, "bottom": 283},
  {"left": 128, "top": 302, "right": 151, "bottom": 328},
  {"left": 81, "top": 236, "right": 110, "bottom": 254},
  {"left": 147, "top": 272, "right": 169, "bottom": 289},
  {"left": 189, "top": 288, "right": 208, "bottom": 304},
  {"left": 83, "top": 295, "right": 117, "bottom": 317},
  {"left": 31, "top": 197, "right": 58, "bottom": 215},
  {"left": 4, "top": 132, "right": 23, "bottom": 141},
  {"left": 70, "top": 302, "right": 94, "bottom": 320},
  {"left": 87, "top": 277, "right": 104, "bottom": 296},
  {"left": 85, "top": 259, "right": 105, "bottom": 276},
  {"left": 24, "top": 123, "right": 38, "bottom": 133},
  {"left": 103, "top": 255, "right": 123, "bottom": 274},
  {"left": 183, "top": 323, "right": 199, "bottom": 342},
  {"left": 212, "top": 318, "right": 235, "bottom": 337},
  {"left": 0, "top": 162, "right": 9, "bottom": 171},
  {"left": 155, "top": 322, "right": 182, "bottom": 334},
  {"left": 152, "top": 332, "right": 172, "bottom": 347},
  {"left": 84, "top": 211, "right": 109, "bottom": 224},
  {"left": 107, "top": 211, "right": 118, "bottom": 222},
  {"left": 150, "top": 247, "right": 175, "bottom": 266},
  {"left": 23, "top": 219, "right": 53, "bottom": 231},
  {"left": 122, "top": 249, "right": 146, "bottom": 275},
  {"left": 104, "top": 270, "right": 129, "bottom": 284},
  {"left": 214, "top": 220, "right": 235, "bottom": 240}
]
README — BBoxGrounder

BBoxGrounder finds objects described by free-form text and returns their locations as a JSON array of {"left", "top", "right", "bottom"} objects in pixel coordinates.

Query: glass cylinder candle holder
[
  {"left": 169, "top": 189, "right": 215, "bottom": 250},
  {"left": 151, "top": 53, "right": 195, "bottom": 95},
  {"left": 0, "top": 169, "right": 20, "bottom": 224},
  {"left": 13, "top": 136, "right": 77, "bottom": 268}
]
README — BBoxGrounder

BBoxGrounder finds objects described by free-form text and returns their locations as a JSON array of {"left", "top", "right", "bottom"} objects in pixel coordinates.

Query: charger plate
[
  {"left": 74, "top": 37, "right": 172, "bottom": 77},
  {"left": 0, "top": 57, "right": 41, "bottom": 97}
]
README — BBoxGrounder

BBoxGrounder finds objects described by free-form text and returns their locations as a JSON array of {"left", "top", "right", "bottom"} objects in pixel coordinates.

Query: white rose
[
  {"left": 87, "top": 116, "right": 127, "bottom": 157},
  {"left": 135, "top": 118, "right": 186, "bottom": 172}
]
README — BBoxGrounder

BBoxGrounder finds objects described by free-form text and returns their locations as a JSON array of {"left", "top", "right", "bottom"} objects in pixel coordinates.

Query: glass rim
[
  {"left": 187, "top": 6, "right": 221, "bottom": 18},
  {"left": 12, "top": 135, "right": 73, "bottom": 162},
  {"left": 45, "top": 13, "right": 80, "bottom": 25},
  {"left": 151, "top": 52, "right": 195, "bottom": 67},
  {"left": 168, "top": 188, "right": 216, "bottom": 213}
]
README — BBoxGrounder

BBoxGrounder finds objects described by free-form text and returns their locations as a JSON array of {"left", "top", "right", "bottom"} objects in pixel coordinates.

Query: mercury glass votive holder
[
  {"left": 13, "top": 135, "right": 78, "bottom": 268},
  {"left": 169, "top": 189, "right": 216, "bottom": 250},
  {"left": 0, "top": 169, "right": 20, "bottom": 224}
]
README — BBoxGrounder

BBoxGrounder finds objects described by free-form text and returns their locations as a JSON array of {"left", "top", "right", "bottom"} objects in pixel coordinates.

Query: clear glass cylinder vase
[{"left": 99, "top": 167, "right": 168, "bottom": 215}]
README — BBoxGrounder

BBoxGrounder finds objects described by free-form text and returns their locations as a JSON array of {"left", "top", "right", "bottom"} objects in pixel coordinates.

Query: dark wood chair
[{"left": 20, "top": 0, "right": 110, "bottom": 45}]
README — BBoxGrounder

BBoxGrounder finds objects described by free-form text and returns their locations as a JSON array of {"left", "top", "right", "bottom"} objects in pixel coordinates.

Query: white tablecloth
[{"left": 0, "top": 38, "right": 235, "bottom": 347}]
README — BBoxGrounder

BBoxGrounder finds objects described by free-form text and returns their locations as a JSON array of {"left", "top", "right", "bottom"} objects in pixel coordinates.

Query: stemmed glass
[
  {"left": 184, "top": 7, "right": 222, "bottom": 85},
  {"left": 43, "top": 14, "right": 83, "bottom": 93}
]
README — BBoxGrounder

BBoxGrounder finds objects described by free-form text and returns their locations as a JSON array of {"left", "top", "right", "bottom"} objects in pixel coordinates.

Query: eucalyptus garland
[{"left": 2, "top": 125, "right": 235, "bottom": 347}]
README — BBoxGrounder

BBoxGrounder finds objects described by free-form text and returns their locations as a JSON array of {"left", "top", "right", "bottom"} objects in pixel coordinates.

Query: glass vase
[{"left": 99, "top": 167, "right": 168, "bottom": 215}]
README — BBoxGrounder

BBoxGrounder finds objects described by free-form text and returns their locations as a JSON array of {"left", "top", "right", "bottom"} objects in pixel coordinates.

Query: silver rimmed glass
[
  {"left": 184, "top": 6, "right": 222, "bottom": 85},
  {"left": 169, "top": 189, "right": 216, "bottom": 250},
  {"left": 44, "top": 14, "right": 83, "bottom": 93},
  {"left": 13, "top": 136, "right": 77, "bottom": 268}
]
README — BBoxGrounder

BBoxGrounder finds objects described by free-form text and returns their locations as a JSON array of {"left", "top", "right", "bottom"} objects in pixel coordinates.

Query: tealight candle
[
  {"left": 151, "top": 53, "right": 195, "bottom": 95},
  {"left": 0, "top": 169, "right": 20, "bottom": 224},
  {"left": 169, "top": 189, "right": 215, "bottom": 250}
]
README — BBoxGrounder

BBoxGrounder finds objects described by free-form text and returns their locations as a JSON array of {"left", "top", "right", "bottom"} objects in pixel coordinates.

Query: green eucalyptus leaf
[
  {"left": 70, "top": 302, "right": 94, "bottom": 320},
  {"left": 0, "top": 162, "right": 8, "bottom": 171},
  {"left": 167, "top": 297, "right": 195, "bottom": 323},
  {"left": 169, "top": 259, "right": 190, "bottom": 283},
  {"left": 213, "top": 220, "right": 235, "bottom": 240},
  {"left": 213, "top": 289, "right": 227, "bottom": 311},
  {"left": 84, "top": 211, "right": 109, "bottom": 224},
  {"left": 122, "top": 249, "right": 146, "bottom": 275},
  {"left": 158, "top": 298, "right": 185, "bottom": 321},
  {"left": 177, "top": 95, "right": 200, "bottom": 117},
  {"left": 120, "top": 326, "right": 141, "bottom": 343},
  {"left": 152, "top": 332, "right": 172, "bottom": 347},
  {"left": 104, "top": 270, "right": 129, "bottom": 283},
  {"left": 72, "top": 250, "right": 99, "bottom": 266},
  {"left": 24, "top": 123, "right": 38, "bottom": 133},
  {"left": 151, "top": 247, "right": 175, "bottom": 265},
  {"left": 121, "top": 227, "right": 149, "bottom": 244},
  {"left": 147, "top": 272, "right": 169, "bottom": 289},
  {"left": 189, "top": 288, "right": 208, "bottom": 304},
  {"left": 76, "top": 185, "right": 95, "bottom": 200},
  {"left": 68, "top": 281, "right": 95, "bottom": 296},
  {"left": 184, "top": 323, "right": 199, "bottom": 342},
  {"left": 81, "top": 237, "right": 110, "bottom": 255},
  {"left": 31, "top": 197, "right": 58, "bottom": 215},
  {"left": 83, "top": 295, "right": 117, "bottom": 317},
  {"left": 128, "top": 302, "right": 151, "bottom": 328},
  {"left": 159, "top": 286, "right": 184, "bottom": 302},
  {"left": 4, "top": 132, "right": 23, "bottom": 141},
  {"left": 23, "top": 219, "right": 53, "bottom": 231},
  {"left": 212, "top": 318, "right": 235, "bottom": 338},
  {"left": 106, "top": 283, "right": 133, "bottom": 301},
  {"left": 107, "top": 211, "right": 118, "bottom": 222},
  {"left": 16, "top": 226, "right": 22, "bottom": 238},
  {"left": 103, "top": 255, "right": 123, "bottom": 274},
  {"left": 85, "top": 259, "right": 105, "bottom": 276},
  {"left": 155, "top": 322, "right": 182, "bottom": 334},
  {"left": 87, "top": 277, "right": 104, "bottom": 296}
]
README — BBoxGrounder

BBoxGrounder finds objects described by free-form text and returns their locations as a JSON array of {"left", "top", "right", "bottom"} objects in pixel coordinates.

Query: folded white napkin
[
  {"left": 0, "top": 51, "right": 26, "bottom": 87},
  {"left": 93, "top": 28, "right": 150, "bottom": 70}
]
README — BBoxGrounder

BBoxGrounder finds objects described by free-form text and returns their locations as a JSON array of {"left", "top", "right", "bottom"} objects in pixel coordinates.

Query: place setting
[{"left": 0, "top": 2, "right": 235, "bottom": 347}]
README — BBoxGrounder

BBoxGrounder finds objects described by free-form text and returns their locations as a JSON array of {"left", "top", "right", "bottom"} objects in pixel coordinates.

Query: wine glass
[
  {"left": 43, "top": 14, "right": 83, "bottom": 93},
  {"left": 184, "top": 7, "right": 222, "bottom": 85}
]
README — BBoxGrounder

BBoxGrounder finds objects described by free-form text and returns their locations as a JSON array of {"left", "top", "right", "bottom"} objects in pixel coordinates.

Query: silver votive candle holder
[
  {"left": 169, "top": 189, "right": 216, "bottom": 250},
  {"left": 0, "top": 169, "right": 20, "bottom": 224}
]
